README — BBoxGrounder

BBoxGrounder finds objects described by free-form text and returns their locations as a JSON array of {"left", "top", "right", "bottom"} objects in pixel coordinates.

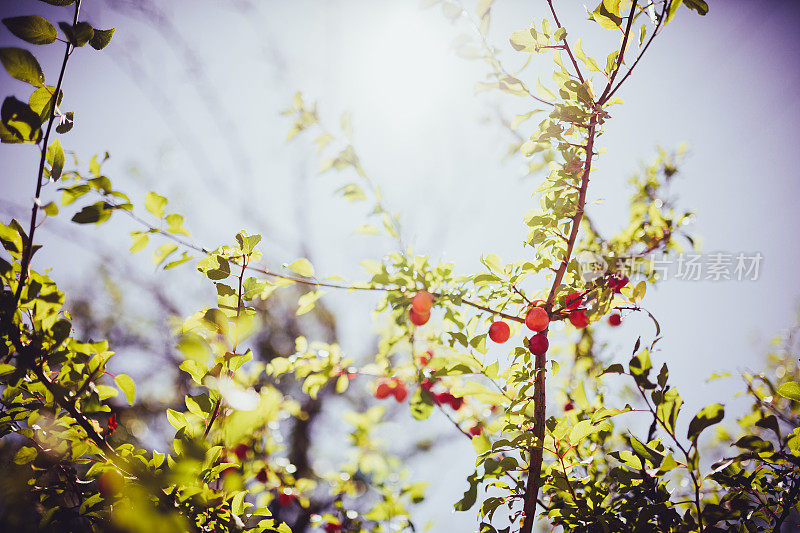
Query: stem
[
  {"left": 598, "top": 1, "right": 638, "bottom": 104},
  {"left": 546, "top": 0, "right": 586, "bottom": 84},
  {"left": 605, "top": 0, "right": 669, "bottom": 102},
  {"left": 12, "top": 0, "right": 81, "bottom": 310}
]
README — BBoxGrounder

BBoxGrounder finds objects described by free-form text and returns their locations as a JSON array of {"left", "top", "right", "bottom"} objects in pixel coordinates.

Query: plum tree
[{"left": 3, "top": 2, "right": 799, "bottom": 533}]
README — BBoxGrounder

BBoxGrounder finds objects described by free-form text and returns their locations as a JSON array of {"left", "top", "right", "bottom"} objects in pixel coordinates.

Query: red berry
[
  {"left": 234, "top": 443, "right": 249, "bottom": 461},
  {"left": 409, "top": 307, "right": 430, "bottom": 326},
  {"left": 613, "top": 275, "right": 629, "bottom": 293},
  {"left": 608, "top": 313, "right": 622, "bottom": 326},
  {"left": 468, "top": 424, "right": 483, "bottom": 437},
  {"left": 375, "top": 380, "right": 393, "bottom": 399},
  {"left": 418, "top": 350, "right": 433, "bottom": 366},
  {"left": 392, "top": 381, "right": 408, "bottom": 402},
  {"left": 528, "top": 334, "right": 549, "bottom": 356},
  {"left": 525, "top": 307, "right": 549, "bottom": 332},
  {"left": 324, "top": 523, "right": 342, "bottom": 533},
  {"left": 278, "top": 491, "right": 296, "bottom": 507},
  {"left": 569, "top": 309, "right": 589, "bottom": 329},
  {"left": 564, "top": 400, "right": 575, "bottom": 412},
  {"left": 449, "top": 395, "right": 464, "bottom": 410},
  {"left": 411, "top": 290, "right": 434, "bottom": 313},
  {"left": 435, "top": 392, "right": 453, "bottom": 405},
  {"left": 421, "top": 378, "right": 434, "bottom": 391},
  {"left": 256, "top": 468, "right": 268, "bottom": 483},
  {"left": 565, "top": 291, "right": 583, "bottom": 310},
  {"left": 488, "top": 321, "right": 510, "bottom": 343},
  {"left": 107, "top": 413, "right": 118, "bottom": 434}
]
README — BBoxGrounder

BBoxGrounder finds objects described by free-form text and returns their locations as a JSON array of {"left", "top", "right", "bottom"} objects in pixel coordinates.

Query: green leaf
[
  {"left": 42, "top": 202, "right": 58, "bottom": 216},
  {"left": 114, "top": 374, "right": 136, "bottom": 405},
  {"left": 58, "top": 21, "right": 93, "bottom": 47},
  {"left": 573, "top": 40, "right": 601, "bottom": 72},
  {"left": 778, "top": 381, "right": 800, "bottom": 402},
  {"left": 592, "top": 2, "right": 622, "bottom": 30},
  {"left": 129, "top": 231, "right": 148, "bottom": 253},
  {"left": 55, "top": 111, "right": 73, "bottom": 133},
  {"left": 687, "top": 403, "right": 724, "bottom": 441},
  {"left": 683, "top": 0, "right": 709, "bottom": 15},
  {"left": 29, "top": 86, "right": 62, "bottom": 123},
  {"left": 632, "top": 281, "right": 646, "bottom": 301},
  {"left": 153, "top": 243, "right": 178, "bottom": 267},
  {"left": 71, "top": 201, "right": 111, "bottom": 224},
  {"left": 47, "top": 138, "right": 64, "bottom": 181},
  {"left": 410, "top": 388, "right": 433, "bottom": 420},
  {"left": 287, "top": 258, "right": 314, "bottom": 277},
  {"left": 37, "top": 0, "right": 76, "bottom": 5},
  {"left": 166, "top": 408, "right": 187, "bottom": 429},
  {"left": 2, "top": 16, "right": 57, "bottom": 45},
  {"left": 0, "top": 48, "right": 44, "bottom": 86},
  {"left": 338, "top": 183, "right": 366, "bottom": 202},
  {"left": 14, "top": 446, "right": 37, "bottom": 465},
  {"left": 296, "top": 290, "right": 324, "bottom": 315},
  {"left": 89, "top": 28, "right": 114, "bottom": 50},
  {"left": 145, "top": 191, "right": 167, "bottom": 218},
  {"left": 165, "top": 214, "right": 190, "bottom": 235},
  {"left": 2, "top": 96, "right": 42, "bottom": 143},
  {"left": 509, "top": 28, "right": 536, "bottom": 53},
  {"left": 553, "top": 27, "right": 567, "bottom": 41}
]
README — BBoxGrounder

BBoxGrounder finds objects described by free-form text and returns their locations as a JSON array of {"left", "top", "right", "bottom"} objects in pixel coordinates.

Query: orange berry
[
  {"left": 375, "top": 380, "right": 393, "bottom": 399},
  {"left": 525, "top": 307, "right": 549, "bottom": 332},
  {"left": 411, "top": 291, "right": 434, "bottom": 313},
  {"left": 392, "top": 382, "right": 408, "bottom": 402},
  {"left": 569, "top": 309, "right": 589, "bottom": 329},
  {"left": 488, "top": 321, "right": 511, "bottom": 343},
  {"left": 409, "top": 307, "right": 430, "bottom": 326}
]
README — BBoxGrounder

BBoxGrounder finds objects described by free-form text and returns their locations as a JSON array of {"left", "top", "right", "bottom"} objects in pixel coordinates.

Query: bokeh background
[{"left": 2, "top": 1, "right": 799, "bottom": 530}]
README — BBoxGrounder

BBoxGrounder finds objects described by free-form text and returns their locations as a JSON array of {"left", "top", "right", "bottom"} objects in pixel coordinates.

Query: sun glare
[{"left": 345, "top": 8, "right": 470, "bottom": 134}]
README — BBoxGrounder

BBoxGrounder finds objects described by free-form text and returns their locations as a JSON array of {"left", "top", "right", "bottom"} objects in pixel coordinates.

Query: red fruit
[
  {"left": 324, "top": 522, "right": 342, "bottom": 533},
  {"left": 418, "top": 350, "right": 433, "bottom": 366},
  {"left": 525, "top": 307, "right": 549, "bottom": 332},
  {"left": 449, "top": 395, "right": 464, "bottom": 410},
  {"left": 565, "top": 291, "right": 583, "bottom": 310},
  {"left": 97, "top": 470, "right": 124, "bottom": 499},
  {"left": 375, "top": 380, "right": 393, "bottom": 399},
  {"left": 435, "top": 392, "right": 453, "bottom": 405},
  {"left": 569, "top": 309, "right": 589, "bottom": 329},
  {"left": 488, "top": 321, "right": 511, "bottom": 343},
  {"left": 256, "top": 468, "right": 268, "bottom": 483},
  {"left": 421, "top": 378, "right": 434, "bottom": 391},
  {"left": 608, "top": 275, "right": 629, "bottom": 293},
  {"left": 107, "top": 413, "right": 118, "bottom": 434},
  {"left": 233, "top": 443, "right": 249, "bottom": 461},
  {"left": 564, "top": 401, "right": 575, "bottom": 412},
  {"left": 608, "top": 313, "right": 622, "bottom": 326},
  {"left": 411, "top": 290, "right": 434, "bottom": 313},
  {"left": 409, "top": 307, "right": 430, "bottom": 326},
  {"left": 468, "top": 424, "right": 483, "bottom": 437},
  {"left": 392, "top": 382, "right": 408, "bottom": 402},
  {"left": 278, "top": 491, "right": 296, "bottom": 507},
  {"left": 528, "top": 334, "right": 549, "bottom": 356}
]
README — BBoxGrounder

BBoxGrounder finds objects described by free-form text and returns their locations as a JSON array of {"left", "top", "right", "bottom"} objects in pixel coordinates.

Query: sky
[{"left": 2, "top": 1, "right": 800, "bottom": 530}]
